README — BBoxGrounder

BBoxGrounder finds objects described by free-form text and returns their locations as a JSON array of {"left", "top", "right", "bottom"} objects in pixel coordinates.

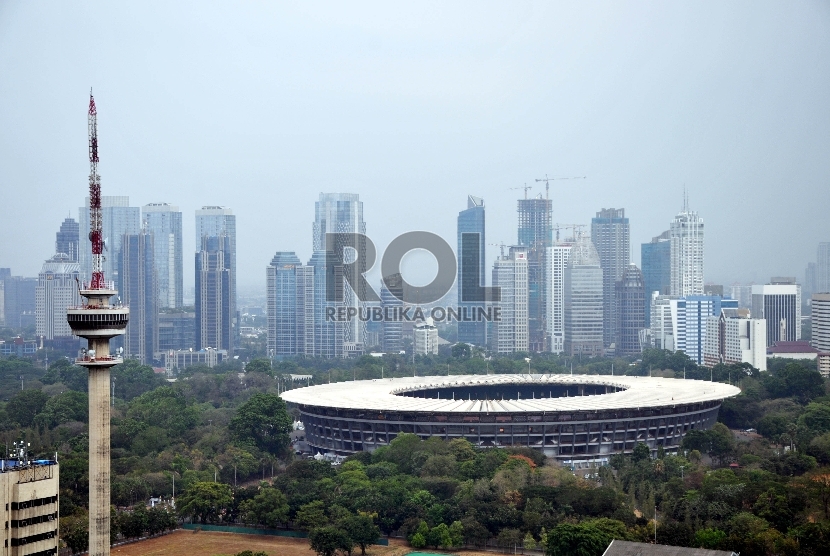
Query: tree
[
  {"left": 309, "top": 526, "right": 353, "bottom": 556},
  {"left": 35, "top": 390, "right": 88, "bottom": 427},
  {"left": 245, "top": 358, "right": 272, "bottom": 375},
  {"left": 6, "top": 389, "right": 49, "bottom": 427},
  {"left": 296, "top": 500, "right": 329, "bottom": 531},
  {"left": 229, "top": 392, "right": 292, "bottom": 454},
  {"left": 342, "top": 514, "right": 380, "bottom": 556},
  {"left": 239, "top": 487, "right": 289, "bottom": 528},
  {"left": 60, "top": 513, "right": 89, "bottom": 554},
  {"left": 545, "top": 522, "right": 611, "bottom": 556},
  {"left": 177, "top": 481, "right": 233, "bottom": 523}
]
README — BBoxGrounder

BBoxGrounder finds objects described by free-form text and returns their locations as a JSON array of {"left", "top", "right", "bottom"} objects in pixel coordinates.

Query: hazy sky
[{"left": 1, "top": 1, "right": 829, "bottom": 293}]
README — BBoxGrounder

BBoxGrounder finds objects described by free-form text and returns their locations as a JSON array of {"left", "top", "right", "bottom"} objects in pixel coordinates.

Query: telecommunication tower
[{"left": 66, "top": 92, "right": 129, "bottom": 556}]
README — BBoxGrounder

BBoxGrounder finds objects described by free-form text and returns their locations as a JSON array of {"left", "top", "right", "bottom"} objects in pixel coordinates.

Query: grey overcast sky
[{"left": 1, "top": 1, "right": 829, "bottom": 293}]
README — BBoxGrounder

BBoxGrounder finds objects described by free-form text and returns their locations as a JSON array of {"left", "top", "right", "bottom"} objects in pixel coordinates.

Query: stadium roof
[{"left": 281, "top": 374, "right": 740, "bottom": 413}]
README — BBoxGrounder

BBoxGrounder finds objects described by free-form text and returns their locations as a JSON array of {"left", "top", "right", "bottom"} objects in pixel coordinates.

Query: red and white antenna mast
[{"left": 88, "top": 91, "right": 105, "bottom": 289}]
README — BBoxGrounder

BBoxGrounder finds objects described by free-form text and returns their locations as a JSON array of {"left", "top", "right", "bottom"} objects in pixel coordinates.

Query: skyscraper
[
  {"left": 308, "top": 250, "right": 344, "bottom": 358},
  {"left": 313, "top": 193, "right": 367, "bottom": 353},
  {"left": 546, "top": 239, "right": 574, "bottom": 354},
  {"left": 641, "top": 230, "right": 670, "bottom": 328},
  {"left": 120, "top": 233, "right": 158, "bottom": 364},
  {"left": 0, "top": 273, "right": 36, "bottom": 329},
  {"left": 669, "top": 199, "right": 704, "bottom": 296},
  {"left": 680, "top": 296, "right": 738, "bottom": 365},
  {"left": 78, "top": 196, "right": 140, "bottom": 286},
  {"left": 492, "top": 247, "right": 528, "bottom": 354},
  {"left": 195, "top": 207, "right": 236, "bottom": 349},
  {"left": 266, "top": 252, "right": 314, "bottom": 357},
  {"left": 143, "top": 203, "right": 183, "bottom": 308},
  {"left": 517, "top": 196, "right": 552, "bottom": 352},
  {"left": 36, "top": 254, "right": 81, "bottom": 339},
  {"left": 564, "top": 235, "right": 603, "bottom": 357},
  {"left": 56, "top": 217, "right": 80, "bottom": 261},
  {"left": 752, "top": 279, "right": 802, "bottom": 346},
  {"left": 195, "top": 235, "right": 233, "bottom": 352},
  {"left": 615, "top": 263, "right": 645, "bottom": 356},
  {"left": 381, "top": 273, "right": 404, "bottom": 353},
  {"left": 817, "top": 242, "right": 830, "bottom": 294},
  {"left": 591, "top": 208, "right": 630, "bottom": 348},
  {"left": 457, "top": 195, "right": 486, "bottom": 347}
]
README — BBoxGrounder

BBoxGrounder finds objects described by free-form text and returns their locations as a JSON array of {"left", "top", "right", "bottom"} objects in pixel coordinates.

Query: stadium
[{"left": 281, "top": 374, "right": 740, "bottom": 467}]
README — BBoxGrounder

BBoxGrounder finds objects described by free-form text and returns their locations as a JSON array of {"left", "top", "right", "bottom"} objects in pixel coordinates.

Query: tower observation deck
[{"left": 66, "top": 93, "right": 128, "bottom": 556}]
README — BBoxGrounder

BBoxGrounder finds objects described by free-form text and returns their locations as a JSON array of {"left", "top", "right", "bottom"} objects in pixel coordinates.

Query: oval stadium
[{"left": 281, "top": 374, "right": 740, "bottom": 467}]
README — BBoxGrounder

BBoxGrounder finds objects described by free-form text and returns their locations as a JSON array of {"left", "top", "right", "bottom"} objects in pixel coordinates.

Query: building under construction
[{"left": 517, "top": 196, "right": 553, "bottom": 352}]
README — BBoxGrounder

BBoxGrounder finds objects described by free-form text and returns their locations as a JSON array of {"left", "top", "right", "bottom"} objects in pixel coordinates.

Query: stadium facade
[{"left": 282, "top": 374, "right": 740, "bottom": 467}]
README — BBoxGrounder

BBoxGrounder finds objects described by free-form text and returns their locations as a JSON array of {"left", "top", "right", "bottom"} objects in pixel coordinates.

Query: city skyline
[{"left": 1, "top": 3, "right": 828, "bottom": 291}]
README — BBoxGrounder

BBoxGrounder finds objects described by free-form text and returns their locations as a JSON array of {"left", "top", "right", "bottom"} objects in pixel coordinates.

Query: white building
[
  {"left": 35, "top": 254, "right": 81, "bottom": 339},
  {"left": 811, "top": 293, "right": 830, "bottom": 353},
  {"left": 751, "top": 280, "right": 801, "bottom": 346},
  {"left": 563, "top": 236, "right": 603, "bottom": 357},
  {"left": 546, "top": 240, "right": 574, "bottom": 354},
  {"left": 493, "top": 247, "right": 528, "bottom": 353},
  {"left": 703, "top": 308, "right": 767, "bottom": 371},
  {"left": 650, "top": 294, "right": 676, "bottom": 351},
  {"left": 413, "top": 317, "right": 439, "bottom": 355},
  {"left": 669, "top": 200, "right": 704, "bottom": 297}
]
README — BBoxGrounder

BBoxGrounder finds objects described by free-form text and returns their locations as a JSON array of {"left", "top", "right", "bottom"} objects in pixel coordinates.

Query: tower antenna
[{"left": 88, "top": 91, "right": 105, "bottom": 289}]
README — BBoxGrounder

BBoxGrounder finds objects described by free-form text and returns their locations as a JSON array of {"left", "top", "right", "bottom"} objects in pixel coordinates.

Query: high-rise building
[
  {"left": 56, "top": 217, "right": 80, "bottom": 261},
  {"left": 414, "top": 317, "right": 439, "bottom": 355},
  {"left": 641, "top": 230, "right": 670, "bottom": 328},
  {"left": 143, "top": 203, "right": 184, "bottom": 309},
  {"left": 517, "top": 196, "right": 552, "bottom": 352},
  {"left": 752, "top": 279, "right": 802, "bottom": 346},
  {"left": 679, "top": 296, "right": 738, "bottom": 365},
  {"left": 308, "top": 250, "right": 344, "bottom": 358},
  {"left": 669, "top": 199, "right": 704, "bottom": 297},
  {"left": 650, "top": 294, "right": 676, "bottom": 351},
  {"left": 615, "top": 264, "right": 645, "bottom": 356},
  {"left": 195, "top": 206, "right": 236, "bottom": 334},
  {"left": 266, "top": 252, "right": 314, "bottom": 357},
  {"left": 36, "top": 254, "right": 81, "bottom": 339},
  {"left": 195, "top": 235, "right": 234, "bottom": 352},
  {"left": 78, "top": 196, "right": 140, "bottom": 286},
  {"left": 313, "top": 193, "right": 367, "bottom": 353},
  {"left": 120, "top": 233, "right": 158, "bottom": 364},
  {"left": 817, "top": 242, "right": 830, "bottom": 294},
  {"left": 492, "top": 247, "right": 528, "bottom": 354},
  {"left": 703, "top": 308, "right": 767, "bottom": 371},
  {"left": 546, "top": 240, "right": 575, "bottom": 354},
  {"left": 564, "top": 236, "right": 603, "bottom": 357},
  {"left": 158, "top": 311, "right": 195, "bottom": 352},
  {"left": 812, "top": 293, "right": 830, "bottom": 353},
  {"left": 457, "top": 195, "right": 486, "bottom": 347},
  {"left": 730, "top": 283, "right": 754, "bottom": 309},
  {"left": 381, "top": 274, "right": 404, "bottom": 353},
  {"left": 591, "top": 208, "right": 630, "bottom": 349},
  {"left": 0, "top": 273, "right": 36, "bottom": 329}
]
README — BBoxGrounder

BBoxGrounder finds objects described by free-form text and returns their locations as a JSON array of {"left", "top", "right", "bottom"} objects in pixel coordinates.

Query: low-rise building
[
  {"left": 767, "top": 340, "right": 830, "bottom": 378},
  {"left": 163, "top": 348, "right": 227, "bottom": 374},
  {"left": 1, "top": 457, "right": 59, "bottom": 556}
]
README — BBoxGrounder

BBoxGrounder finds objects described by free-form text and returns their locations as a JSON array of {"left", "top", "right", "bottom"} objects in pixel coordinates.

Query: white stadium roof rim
[{"left": 280, "top": 374, "right": 741, "bottom": 413}]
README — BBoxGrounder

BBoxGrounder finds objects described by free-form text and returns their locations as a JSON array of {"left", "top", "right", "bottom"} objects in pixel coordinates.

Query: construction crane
[
  {"left": 535, "top": 174, "right": 587, "bottom": 199},
  {"left": 552, "top": 223, "right": 587, "bottom": 242},
  {"left": 509, "top": 183, "right": 533, "bottom": 199},
  {"left": 489, "top": 243, "right": 508, "bottom": 258},
  {"left": 88, "top": 91, "right": 106, "bottom": 290}
]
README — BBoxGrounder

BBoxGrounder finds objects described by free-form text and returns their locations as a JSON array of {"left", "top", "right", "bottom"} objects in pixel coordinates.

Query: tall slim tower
[
  {"left": 143, "top": 203, "right": 184, "bottom": 308},
  {"left": 66, "top": 93, "right": 129, "bottom": 556}
]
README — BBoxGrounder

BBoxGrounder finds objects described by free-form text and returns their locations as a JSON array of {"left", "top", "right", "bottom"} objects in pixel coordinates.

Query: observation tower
[{"left": 66, "top": 92, "right": 129, "bottom": 556}]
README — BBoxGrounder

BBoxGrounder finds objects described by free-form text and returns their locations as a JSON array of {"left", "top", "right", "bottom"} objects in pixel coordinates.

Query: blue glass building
[
  {"left": 457, "top": 195, "right": 486, "bottom": 347},
  {"left": 641, "top": 231, "right": 671, "bottom": 328}
]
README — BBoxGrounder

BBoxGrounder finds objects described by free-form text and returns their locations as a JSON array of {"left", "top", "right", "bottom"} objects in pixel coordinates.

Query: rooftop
[
  {"left": 603, "top": 540, "right": 737, "bottom": 556},
  {"left": 281, "top": 374, "right": 739, "bottom": 414}
]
